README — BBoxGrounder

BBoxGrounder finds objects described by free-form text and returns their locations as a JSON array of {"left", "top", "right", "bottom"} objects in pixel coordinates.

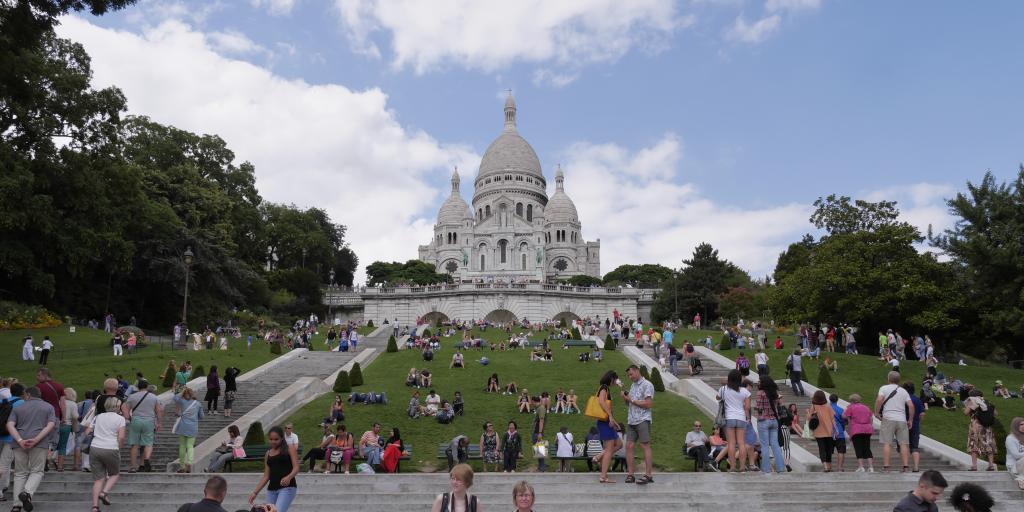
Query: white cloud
[
  {"left": 57, "top": 16, "right": 479, "bottom": 285},
  {"left": 766, "top": 0, "right": 822, "bottom": 13},
  {"left": 864, "top": 183, "right": 957, "bottom": 237},
  {"left": 725, "top": 14, "right": 781, "bottom": 44},
  {"left": 333, "top": 0, "right": 687, "bottom": 79},
  {"left": 250, "top": 0, "right": 297, "bottom": 16},
  {"left": 208, "top": 29, "right": 267, "bottom": 55},
  {"left": 558, "top": 134, "right": 810, "bottom": 278}
]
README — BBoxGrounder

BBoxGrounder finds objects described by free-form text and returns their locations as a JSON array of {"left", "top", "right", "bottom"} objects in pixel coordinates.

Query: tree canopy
[
  {"left": 365, "top": 260, "right": 449, "bottom": 286},
  {"left": 602, "top": 264, "right": 673, "bottom": 288}
]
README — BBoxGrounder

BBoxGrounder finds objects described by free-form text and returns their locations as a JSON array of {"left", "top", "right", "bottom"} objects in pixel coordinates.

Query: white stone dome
[
  {"left": 438, "top": 194, "right": 471, "bottom": 225},
  {"left": 545, "top": 167, "right": 578, "bottom": 224},
  {"left": 477, "top": 93, "right": 543, "bottom": 181}
]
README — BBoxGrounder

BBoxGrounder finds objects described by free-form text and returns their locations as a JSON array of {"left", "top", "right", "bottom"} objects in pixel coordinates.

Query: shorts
[
  {"left": 225, "top": 390, "right": 236, "bottom": 408},
  {"left": 56, "top": 424, "right": 73, "bottom": 454},
  {"left": 908, "top": 426, "right": 921, "bottom": 453},
  {"left": 596, "top": 420, "right": 618, "bottom": 441},
  {"left": 725, "top": 419, "right": 748, "bottom": 429},
  {"left": 833, "top": 437, "right": 847, "bottom": 454},
  {"left": 626, "top": 421, "right": 651, "bottom": 444},
  {"left": 127, "top": 417, "right": 156, "bottom": 446},
  {"left": 880, "top": 419, "right": 910, "bottom": 445},
  {"left": 90, "top": 448, "right": 120, "bottom": 479}
]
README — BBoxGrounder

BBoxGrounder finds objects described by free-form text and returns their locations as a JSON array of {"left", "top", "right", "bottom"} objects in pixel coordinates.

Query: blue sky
[{"left": 59, "top": 0, "right": 1024, "bottom": 282}]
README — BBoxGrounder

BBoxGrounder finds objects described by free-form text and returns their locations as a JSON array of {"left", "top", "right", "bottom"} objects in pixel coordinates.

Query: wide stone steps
[
  {"left": 131, "top": 351, "right": 356, "bottom": 470},
  {"left": 689, "top": 359, "right": 962, "bottom": 471},
  {"left": 30, "top": 472, "right": 1024, "bottom": 512}
]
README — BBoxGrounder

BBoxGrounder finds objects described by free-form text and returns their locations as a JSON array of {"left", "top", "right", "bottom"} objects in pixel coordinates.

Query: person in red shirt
[{"left": 35, "top": 368, "right": 65, "bottom": 422}]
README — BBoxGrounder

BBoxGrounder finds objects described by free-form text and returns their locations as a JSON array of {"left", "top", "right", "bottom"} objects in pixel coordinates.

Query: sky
[{"left": 56, "top": 0, "right": 1024, "bottom": 283}]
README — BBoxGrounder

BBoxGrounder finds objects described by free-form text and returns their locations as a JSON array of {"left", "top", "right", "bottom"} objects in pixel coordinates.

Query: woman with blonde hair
[
  {"left": 431, "top": 463, "right": 480, "bottom": 512},
  {"left": 512, "top": 480, "right": 534, "bottom": 512},
  {"left": 55, "top": 387, "right": 79, "bottom": 471},
  {"left": 173, "top": 386, "right": 205, "bottom": 473},
  {"left": 1004, "top": 416, "right": 1024, "bottom": 489}
]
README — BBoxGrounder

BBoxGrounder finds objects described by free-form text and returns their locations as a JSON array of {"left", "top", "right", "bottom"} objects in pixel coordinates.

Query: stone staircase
[
  {"left": 690, "top": 355, "right": 964, "bottom": 472},
  {"left": 128, "top": 350, "right": 357, "bottom": 471},
  {"left": 29, "top": 471, "right": 1024, "bottom": 511}
]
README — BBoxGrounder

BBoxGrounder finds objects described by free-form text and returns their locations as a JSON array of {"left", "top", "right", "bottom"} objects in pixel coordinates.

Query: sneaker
[
  {"left": 855, "top": 467, "right": 865, "bottom": 473},
  {"left": 19, "top": 491, "right": 32, "bottom": 512},
  {"left": 706, "top": 462, "right": 720, "bottom": 472},
  {"left": 868, "top": 467, "right": 875, "bottom": 473}
]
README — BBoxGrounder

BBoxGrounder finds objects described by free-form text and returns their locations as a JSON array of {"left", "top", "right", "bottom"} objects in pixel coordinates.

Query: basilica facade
[{"left": 418, "top": 94, "right": 600, "bottom": 282}]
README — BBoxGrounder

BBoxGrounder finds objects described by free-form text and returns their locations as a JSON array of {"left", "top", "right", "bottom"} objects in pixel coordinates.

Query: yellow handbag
[{"left": 584, "top": 395, "right": 609, "bottom": 421}]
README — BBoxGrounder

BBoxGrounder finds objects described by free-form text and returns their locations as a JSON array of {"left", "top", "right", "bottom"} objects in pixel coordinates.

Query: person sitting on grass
[
  {"left": 425, "top": 389, "right": 442, "bottom": 416},
  {"left": 504, "top": 381, "right": 519, "bottom": 396},
  {"left": 517, "top": 390, "right": 532, "bottom": 413},
  {"left": 405, "top": 368, "right": 419, "bottom": 388},
  {"left": 498, "top": 341, "right": 506, "bottom": 351},
  {"left": 994, "top": 381, "right": 1011, "bottom": 399},
  {"left": 592, "top": 347, "right": 603, "bottom": 362},
  {"left": 408, "top": 391, "right": 424, "bottom": 419},
  {"left": 822, "top": 356, "right": 839, "bottom": 372},
  {"left": 450, "top": 350, "right": 465, "bottom": 369},
  {"left": 485, "top": 373, "right": 499, "bottom": 393},
  {"left": 437, "top": 401, "right": 455, "bottom": 424},
  {"left": 554, "top": 388, "right": 567, "bottom": 414},
  {"left": 530, "top": 347, "right": 544, "bottom": 361},
  {"left": 453, "top": 391, "right": 465, "bottom": 416},
  {"left": 564, "top": 390, "right": 580, "bottom": 414},
  {"left": 420, "top": 369, "right": 432, "bottom": 388},
  {"left": 544, "top": 348, "right": 554, "bottom": 361},
  {"left": 422, "top": 345, "right": 435, "bottom": 362}
]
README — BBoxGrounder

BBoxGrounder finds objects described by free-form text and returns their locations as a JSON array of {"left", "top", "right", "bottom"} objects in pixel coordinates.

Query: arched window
[
  {"left": 526, "top": 204, "right": 533, "bottom": 222},
  {"left": 521, "top": 253, "right": 527, "bottom": 270},
  {"left": 453, "top": 233, "right": 457, "bottom": 244},
  {"left": 499, "top": 239, "right": 508, "bottom": 263},
  {"left": 480, "top": 254, "right": 485, "bottom": 271},
  {"left": 485, "top": 205, "right": 491, "bottom": 217},
  {"left": 516, "top": 203, "right": 523, "bottom": 216}
]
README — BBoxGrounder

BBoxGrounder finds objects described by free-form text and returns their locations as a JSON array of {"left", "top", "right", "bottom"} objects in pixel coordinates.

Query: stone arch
[
  {"left": 552, "top": 311, "right": 581, "bottom": 324},
  {"left": 484, "top": 309, "right": 518, "bottom": 323},
  {"left": 421, "top": 311, "right": 450, "bottom": 325}
]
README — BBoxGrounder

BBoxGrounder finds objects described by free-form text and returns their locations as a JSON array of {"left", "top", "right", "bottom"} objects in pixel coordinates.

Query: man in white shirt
[
  {"left": 284, "top": 423, "right": 299, "bottom": 446},
  {"left": 685, "top": 421, "right": 712, "bottom": 471},
  {"left": 38, "top": 337, "right": 54, "bottom": 366},
  {"left": 875, "top": 371, "right": 914, "bottom": 471}
]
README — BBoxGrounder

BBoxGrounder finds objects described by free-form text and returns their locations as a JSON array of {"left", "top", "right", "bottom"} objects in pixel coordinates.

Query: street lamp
[
  {"left": 301, "top": 247, "right": 307, "bottom": 268},
  {"left": 672, "top": 271, "right": 679, "bottom": 322},
  {"left": 181, "top": 246, "right": 194, "bottom": 328},
  {"left": 328, "top": 268, "right": 336, "bottom": 325}
]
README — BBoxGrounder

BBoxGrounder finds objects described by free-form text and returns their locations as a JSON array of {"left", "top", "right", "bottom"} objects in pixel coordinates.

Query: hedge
[{"left": 349, "top": 362, "right": 364, "bottom": 387}]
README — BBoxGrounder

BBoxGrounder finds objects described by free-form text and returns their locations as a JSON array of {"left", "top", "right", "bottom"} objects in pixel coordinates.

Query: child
[{"left": 555, "top": 427, "right": 574, "bottom": 472}]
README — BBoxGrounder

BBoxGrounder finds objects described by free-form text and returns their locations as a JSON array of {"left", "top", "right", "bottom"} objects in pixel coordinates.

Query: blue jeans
[
  {"left": 757, "top": 419, "right": 786, "bottom": 473},
  {"left": 266, "top": 486, "right": 297, "bottom": 512}
]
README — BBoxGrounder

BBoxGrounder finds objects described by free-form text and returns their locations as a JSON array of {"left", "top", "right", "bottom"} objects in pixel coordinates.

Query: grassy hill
[{"left": 284, "top": 328, "right": 706, "bottom": 473}]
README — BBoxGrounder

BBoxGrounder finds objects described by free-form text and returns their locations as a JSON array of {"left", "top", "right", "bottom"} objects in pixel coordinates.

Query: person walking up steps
[
  {"left": 85, "top": 395, "right": 126, "bottom": 512},
  {"left": 6, "top": 386, "right": 56, "bottom": 512},
  {"left": 876, "top": 371, "right": 914, "bottom": 472},
  {"left": 786, "top": 349, "right": 805, "bottom": 396},
  {"left": 124, "top": 381, "right": 162, "bottom": 472},
  {"left": 622, "top": 364, "right": 654, "bottom": 484}
]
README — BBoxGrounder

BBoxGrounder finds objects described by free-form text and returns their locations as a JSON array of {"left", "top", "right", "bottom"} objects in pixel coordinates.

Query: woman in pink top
[{"left": 842, "top": 393, "right": 875, "bottom": 472}]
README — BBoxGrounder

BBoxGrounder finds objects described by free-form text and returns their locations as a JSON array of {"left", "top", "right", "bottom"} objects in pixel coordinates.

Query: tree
[
  {"left": 602, "top": 264, "right": 673, "bottom": 288},
  {"left": 773, "top": 234, "right": 815, "bottom": 284},
  {"left": 651, "top": 243, "right": 747, "bottom": 323},
  {"left": 817, "top": 365, "right": 835, "bottom": 388},
  {"left": 650, "top": 367, "right": 665, "bottom": 392},
  {"left": 366, "top": 260, "right": 450, "bottom": 286},
  {"left": 561, "top": 275, "right": 602, "bottom": 287},
  {"left": 333, "top": 370, "right": 352, "bottom": 393},
  {"left": 349, "top": 362, "right": 364, "bottom": 387},
  {"left": 810, "top": 194, "right": 901, "bottom": 235},
  {"left": 386, "top": 335, "right": 398, "bottom": 353},
  {"left": 242, "top": 421, "right": 265, "bottom": 445},
  {"left": 932, "top": 168, "right": 1024, "bottom": 361}
]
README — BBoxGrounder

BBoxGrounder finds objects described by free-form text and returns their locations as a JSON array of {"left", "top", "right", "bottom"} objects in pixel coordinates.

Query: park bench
[
  {"left": 436, "top": 443, "right": 612, "bottom": 464},
  {"left": 224, "top": 443, "right": 303, "bottom": 472},
  {"left": 349, "top": 443, "right": 412, "bottom": 473}
]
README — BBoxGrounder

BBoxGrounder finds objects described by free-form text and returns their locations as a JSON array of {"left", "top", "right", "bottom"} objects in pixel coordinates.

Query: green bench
[
  {"left": 225, "top": 443, "right": 303, "bottom": 472},
  {"left": 349, "top": 443, "right": 412, "bottom": 473},
  {"left": 523, "top": 339, "right": 595, "bottom": 348},
  {"left": 436, "top": 443, "right": 603, "bottom": 463}
]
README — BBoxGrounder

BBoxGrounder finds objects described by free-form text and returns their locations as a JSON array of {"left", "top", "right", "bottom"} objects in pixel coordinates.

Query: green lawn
[
  {"left": 713, "top": 346, "right": 1024, "bottom": 462},
  {"left": 284, "top": 333, "right": 707, "bottom": 473},
  {"left": 0, "top": 326, "right": 280, "bottom": 393}
]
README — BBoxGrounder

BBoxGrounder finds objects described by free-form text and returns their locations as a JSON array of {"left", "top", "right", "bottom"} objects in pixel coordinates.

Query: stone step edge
[
  {"left": 691, "top": 346, "right": 978, "bottom": 470},
  {"left": 169, "top": 349, "right": 377, "bottom": 472}
]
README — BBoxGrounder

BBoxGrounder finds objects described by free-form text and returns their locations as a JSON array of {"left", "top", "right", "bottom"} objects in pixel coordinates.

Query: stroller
[{"left": 689, "top": 356, "right": 703, "bottom": 375}]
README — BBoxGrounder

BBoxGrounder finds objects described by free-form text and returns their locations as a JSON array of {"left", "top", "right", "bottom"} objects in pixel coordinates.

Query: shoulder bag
[
  {"left": 584, "top": 391, "right": 609, "bottom": 421},
  {"left": 172, "top": 400, "right": 199, "bottom": 435},
  {"left": 713, "top": 387, "right": 727, "bottom": 430}
]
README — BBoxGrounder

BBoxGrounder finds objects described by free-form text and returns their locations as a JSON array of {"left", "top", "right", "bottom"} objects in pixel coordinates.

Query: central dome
[{"left": 476, "top": 93, "right": 543, "bottom": 181}]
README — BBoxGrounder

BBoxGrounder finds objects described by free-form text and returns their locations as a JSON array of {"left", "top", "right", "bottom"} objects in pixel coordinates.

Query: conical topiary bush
[
  {"left": 333, "top": 370, "right": 352, "bottom": 393},
  {"left": 242, "top": 421, "right": 265, "bottom": 446},
  {"left": 639, "top": 365, "right": 651, "bottom": 381},
  {"left": 571, "top": 327, "right": 582, "bottom": 340},
  {"left": 349, "top": 362, "right": 364, "bottom": 387},
  {"left": 817, "top": 365, "right": 835, "bottom": 388},
  {"left": 367, "top": 319, "right": 374, "bottom": 328},
  {"left": 386, "top": 335, "right": 398, "bottom": 353},
  {"left": 719, "top": 334, "right": 732, "bottom": 350},
  {"left": 270, "top": 341, "right": 282, "bottom": 355},
  {"left": 423, "top": 328, "right": 432, "bottom": 338},
  {"left": 192, "top": 365, "right": 206, "bottom": 378},
  {"left": 162, "top": 368, "right": 175, "bottom": 389},
  {"left": 650, "top": 367, "right": 666, "bottom": 392}
]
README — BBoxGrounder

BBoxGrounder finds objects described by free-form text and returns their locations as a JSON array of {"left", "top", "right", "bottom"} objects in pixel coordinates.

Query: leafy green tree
[
  {"left": 561, "top": 275, "right": 603, "bottom": 286},
  {"left": 652, "top": 243, "right": 747, "bottom": 323},
  {"left": 366, "top": 260, "right": 450, "bottom": 286},
  {"left": 932, "top": 168, "right": 1024, "bottom": 361},
  {"left": 602, "top": 264, "right": 673, "bottom": 288},
  {"left": 811, "top": 194, "right": 901, "bottom": 235}
]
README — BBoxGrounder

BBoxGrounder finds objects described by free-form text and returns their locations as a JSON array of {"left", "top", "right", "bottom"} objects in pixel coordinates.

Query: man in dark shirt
[
  {"left": 34, "top": 368, "right": 64, "bottom": 423},
  {"left": 893, "top": 470, "right": 947, "bottom": 512},
  {"left": 177, "top": 476, "right": 228, "bottom": 512}
]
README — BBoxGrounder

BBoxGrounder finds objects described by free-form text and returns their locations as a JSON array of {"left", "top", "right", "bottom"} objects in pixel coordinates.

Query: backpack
[
  {"left": 775, "top": 402, "right": 792, "bottom": 426},
  {"left": 738, "top": 358, "right": 749, "bottom": 370},
  {"left": 975, "top": 401, "right": 996, "bottom": 428},
  {"left": 0, "top": 398, "right": 21, "bottom": 427}
]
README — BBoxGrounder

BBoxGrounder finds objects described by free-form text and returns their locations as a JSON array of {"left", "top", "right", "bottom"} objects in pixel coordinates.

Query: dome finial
[
  {"left": 556, "top": 164, "right": 564, "bottom": 191},
  {"left": 451, "top": 166, "right": 460, "bottom": 194},
  {"left": 503, "top": 89, "right": 516, "bottom": 131}
]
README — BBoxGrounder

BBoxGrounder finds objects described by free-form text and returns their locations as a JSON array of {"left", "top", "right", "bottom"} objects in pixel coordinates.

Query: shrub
[
  {"left": 650, "top": 367, "right": 666, "bottom": 392},
  {"left": 386, "top": 335, "right": 398, "bottom": 353},
  {"left": 435, "top": 317, "right": 442, "bottom": 328},
  {"left": 367, "top": 319, "right": 374, "bottom": 328},
  {"left": 333, "top": 371, "right": 352, "bottom": 393},
  {"left": 639, "top": 365, "right": 651, "bottom": 381},
  {"left": 161, "top": 368, "right": 175, "bottom": 389},
  {"left": 423, "top": 328, "right": 432, "bottom": 338},
  {"left": 570, "top": 327, "right": 582, "bottom": 340},
  {"left": 114, "top": 326, "right": 148, "bottom": 347},
  {"left": 192, "top": 365, "right": 206, "bottom": 378},
  {"left": 816, "top": 365, "right": 835, "bottom": 388},
  {"left": 350, "top": 362, "right": 364, "bottom": 387},
  {"left": 0, "top": 301, "right": 61, "bottom": 330},
  {"left": 719, "top": 334, "right": 732, "bottom": 351},
  {"left": 270, "top": 342, "right": 283, "bottom": 355},
  {"left": 605, "top": 334, "right": 616, "bottom": 351},
  {"left": 242, "top": 421, "right": 265, "bottom": 446},
  {"left": 559, "top": 318, "right": 566, "bottom": 328}
]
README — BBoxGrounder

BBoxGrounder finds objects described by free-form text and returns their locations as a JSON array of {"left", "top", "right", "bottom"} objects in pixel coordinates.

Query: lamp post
[
  {"left": 672, "top": 270, "right": 679, "bottom": 322},
  {"left": 301, "top": 247, "right": 307, "bottom": 269},
  {"left": 181, "top": 246, "right": 194, "bottom": 328},
  {"left": 328, "top": 268, "right": 336, "bottom": 324}
]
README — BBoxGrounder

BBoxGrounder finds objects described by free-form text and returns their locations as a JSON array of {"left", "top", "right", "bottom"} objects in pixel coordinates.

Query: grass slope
[
  {"left": 286, "top": 333, "right": 707, "bottom": 473},
  {"left": 0, "top": 326, "right": 279, "bottom": 393}
]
